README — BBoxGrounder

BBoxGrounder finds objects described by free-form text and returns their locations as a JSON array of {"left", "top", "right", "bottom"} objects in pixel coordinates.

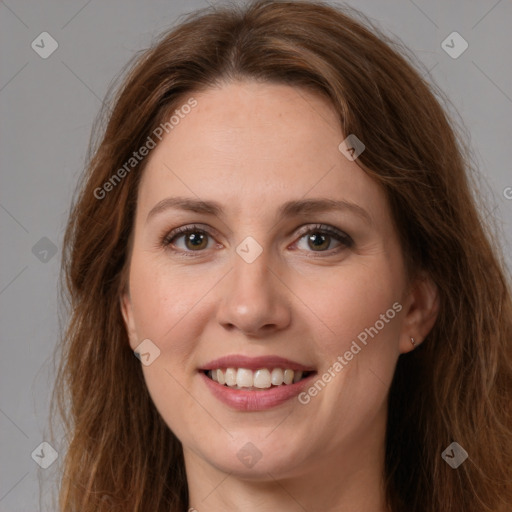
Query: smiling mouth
[{"left": 204, "top": 367, "right": 315, "bottom": 390}]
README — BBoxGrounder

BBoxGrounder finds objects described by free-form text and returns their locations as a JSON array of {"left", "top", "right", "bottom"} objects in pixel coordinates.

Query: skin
[{"left": 121, "top": 80, "right": 439, "bottom": 512}]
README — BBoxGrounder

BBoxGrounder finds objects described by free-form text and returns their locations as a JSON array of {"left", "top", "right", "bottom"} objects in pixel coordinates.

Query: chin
[{"left": 197, "top": 437, "right": 309, "bottom": 479}]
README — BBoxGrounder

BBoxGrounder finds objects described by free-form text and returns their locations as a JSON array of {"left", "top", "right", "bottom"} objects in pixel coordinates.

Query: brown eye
[
  {"left": 306, "top": 232, "right": 332, "bottom": 251},
  {"left": 295, "top": 224, "right": 353, "bottom": 253},
  {"left": 181, "top": 231, "right": 209, "bottom": 250},
  {"left": 162, "top": 225, "right": 213, "bottom": 253}
]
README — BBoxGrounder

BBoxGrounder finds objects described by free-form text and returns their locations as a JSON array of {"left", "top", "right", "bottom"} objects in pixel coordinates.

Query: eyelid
[
  {"left": 293, "top": 223, "right": 351, "bottom": 241},
  {"left": 162, "top": 223, "right": 216, "bottom": 244}
]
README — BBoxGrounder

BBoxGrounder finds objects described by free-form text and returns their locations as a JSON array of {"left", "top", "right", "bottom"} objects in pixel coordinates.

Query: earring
[{"left": 411, "top": 337, "right": 416, "bottom": 347}]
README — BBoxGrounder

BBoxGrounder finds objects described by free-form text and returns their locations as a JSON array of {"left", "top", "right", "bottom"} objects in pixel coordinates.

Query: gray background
[{"left": 1, "top": 0, "right": 511, "bottom": 510}]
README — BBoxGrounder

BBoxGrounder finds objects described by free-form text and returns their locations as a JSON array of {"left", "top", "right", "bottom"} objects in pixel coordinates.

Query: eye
[
  {"left": 162, "top": 224, "right": 215, "bottom": 254},
  {"left": 293, "top": 224, "right": 353, "bottom": 254}
]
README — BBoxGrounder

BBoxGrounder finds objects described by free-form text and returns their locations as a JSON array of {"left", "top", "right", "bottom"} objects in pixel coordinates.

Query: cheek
[
  {"left": 127, "top": 253, "right": 219, "bottom": 360},
  {"left": 127, "top": 256, "right": 214, "bottom": 439},
  {"left": 303, "top": 259, "right": 404, "bottom": 357},
  {"left": 140, "top": 361, "right": 209, "bottom": 446},
  {"left": 303, "top": 263, "right": 403, "bottom": 429}
]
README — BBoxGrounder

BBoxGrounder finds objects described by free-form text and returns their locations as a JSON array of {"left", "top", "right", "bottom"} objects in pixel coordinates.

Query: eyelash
[{"left": 161, "top": 223, "right": 353, "bottom": 258}]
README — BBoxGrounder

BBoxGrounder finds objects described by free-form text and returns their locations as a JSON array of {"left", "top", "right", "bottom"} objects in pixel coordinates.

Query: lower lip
[{"left": 199, "top": 371, "right": 316, "bottom": 411}]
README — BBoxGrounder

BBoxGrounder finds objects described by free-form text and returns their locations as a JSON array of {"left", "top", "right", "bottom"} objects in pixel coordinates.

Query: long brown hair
[{"left": 52, "top": 1, "right": 512, "bottom": 510}]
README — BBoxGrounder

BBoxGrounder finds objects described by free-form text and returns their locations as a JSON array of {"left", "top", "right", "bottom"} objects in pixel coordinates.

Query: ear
[
  {"left": 120, "top": 291, "right": 139, "bottom": 351},
  {"left": 399, "top": 272, "right": 439, "bottom": 354}
]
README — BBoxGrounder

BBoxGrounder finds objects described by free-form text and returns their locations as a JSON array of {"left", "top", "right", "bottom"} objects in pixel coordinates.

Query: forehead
[{"left": 137, "top": 80, "right": 387, "bottom": 223}]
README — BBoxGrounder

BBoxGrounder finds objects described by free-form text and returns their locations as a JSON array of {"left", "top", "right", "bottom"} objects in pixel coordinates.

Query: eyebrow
[{"left": 146, "top": 196, "right": 372, "bottom": 224}]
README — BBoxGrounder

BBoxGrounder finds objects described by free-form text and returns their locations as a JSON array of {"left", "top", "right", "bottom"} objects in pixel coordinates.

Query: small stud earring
[{"left": 411, "top": 337, "right": 416, "bottom": 347}]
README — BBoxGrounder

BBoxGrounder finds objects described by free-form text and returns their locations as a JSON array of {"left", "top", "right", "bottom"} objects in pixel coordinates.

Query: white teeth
[
  {"left": 271, "top": 368, "right": 284, "bottom": 385},
  {"left": 225, "top": 367, "right": 237, "bottom": 386},
  {"left": 236, "top": 368, "right": 253, "bottom": 388},
  {"left": 253, "top": 369, "right": 272, "bottom": 389},
  {"left": 283, "top": 369, "right": 294, "bottom": 385},
  {"left": 208, "top": 367, "right": 310, "bottom": 389}
]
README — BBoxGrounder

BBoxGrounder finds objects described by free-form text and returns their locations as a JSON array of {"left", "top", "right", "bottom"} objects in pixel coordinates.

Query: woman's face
[{"left": 121, "top": 80, "right": 427, "bottom": 481}]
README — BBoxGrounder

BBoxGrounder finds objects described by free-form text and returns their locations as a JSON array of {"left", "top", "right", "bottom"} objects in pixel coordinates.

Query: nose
[{"left": 215, "top": 249, "right": 292, "bottom": 337}]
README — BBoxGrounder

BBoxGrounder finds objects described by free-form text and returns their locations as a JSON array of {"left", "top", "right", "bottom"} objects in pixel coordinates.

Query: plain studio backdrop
[{"left": 0, "top": 0, "right": 510, "bottom": 510}]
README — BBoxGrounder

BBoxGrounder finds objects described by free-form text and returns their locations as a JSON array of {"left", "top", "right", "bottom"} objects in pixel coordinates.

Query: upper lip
[{"left": 199, "top": 354, "right": 316, "bottom": 372}]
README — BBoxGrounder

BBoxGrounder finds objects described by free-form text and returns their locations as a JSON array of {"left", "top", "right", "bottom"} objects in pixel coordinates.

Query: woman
[{"left": 52, "top": 1, "right": 512, "bottom": 510}]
